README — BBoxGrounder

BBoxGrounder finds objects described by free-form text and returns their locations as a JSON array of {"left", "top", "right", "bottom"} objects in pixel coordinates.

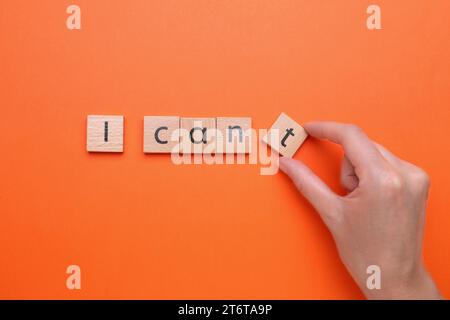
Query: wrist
[{"left": 364, "top": 266, "right": 442, "bottom": 300}]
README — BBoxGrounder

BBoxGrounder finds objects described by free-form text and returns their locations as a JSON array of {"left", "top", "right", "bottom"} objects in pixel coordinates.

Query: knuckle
[
  {"left": 345, "top": 124, "right": 362, "bottom": 134},
  {"left": 322, "top": 200, "right": 346, "bottom": 229},
  {"left": 293, "top": 178, "right": 305, "bottom": 194},
  {"left": 377, "top": 169, "right": 404, "bottom": 192},
  {"left": 408, "top": 168, "right": 430, "bottom": 195}
]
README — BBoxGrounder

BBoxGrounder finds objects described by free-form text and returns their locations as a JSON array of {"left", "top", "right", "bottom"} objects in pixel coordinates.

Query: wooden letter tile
[
  {"left": 143, "top": 116, "right": 180, "bottom": 153},
  {"left": 216, "top": 117, "right": 252, "bottom": 154},
  {"left": 87, "top": 115, "right": 124, "bottom": 152},
  {"left": 180, "top": 118, "right": 216, "bottom": 154},
  {"left": 263, "top": 112, "right": 307, "bottom": 157}
]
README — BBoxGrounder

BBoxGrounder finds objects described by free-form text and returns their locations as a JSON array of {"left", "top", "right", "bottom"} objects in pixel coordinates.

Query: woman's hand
[{"left": 280, "top": 122, "right": 442, "bottom": 299}]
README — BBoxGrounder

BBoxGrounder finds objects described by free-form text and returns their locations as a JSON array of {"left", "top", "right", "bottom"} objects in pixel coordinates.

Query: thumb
[{"left": 279, "top": 157, "right": 341, "bottom": 225}]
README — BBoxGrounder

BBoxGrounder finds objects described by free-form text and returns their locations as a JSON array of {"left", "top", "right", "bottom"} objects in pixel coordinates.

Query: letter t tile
[{"left": 263, "top": 112, "right": 308, "bottom": 157}]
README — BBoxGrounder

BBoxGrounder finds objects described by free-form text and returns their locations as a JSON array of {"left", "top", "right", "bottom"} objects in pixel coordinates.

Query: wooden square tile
[
  {"left": 87, "top": 115, "right": 124, "bottom": 152},
  {"left": 180, "top": 118, "right": 216, "bottom": 154},
  {"left": 143, "top": 116, "right": 180, "bottom": 153},
  {"left": 216, "top": 117, "right": 252, "bottom": 154},
  {"left": 263, "top": 112, "right": 307, "bottom": 157}
]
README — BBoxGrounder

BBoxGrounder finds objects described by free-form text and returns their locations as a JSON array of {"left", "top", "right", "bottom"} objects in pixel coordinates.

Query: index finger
[{"left": 304, "top": 121, "right": 384, "bottom": 175}]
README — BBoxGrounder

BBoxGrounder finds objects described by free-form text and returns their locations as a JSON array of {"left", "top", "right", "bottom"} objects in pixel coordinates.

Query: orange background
[{"left": 0, "top": 0, "right": 449, "bottom": 299}]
